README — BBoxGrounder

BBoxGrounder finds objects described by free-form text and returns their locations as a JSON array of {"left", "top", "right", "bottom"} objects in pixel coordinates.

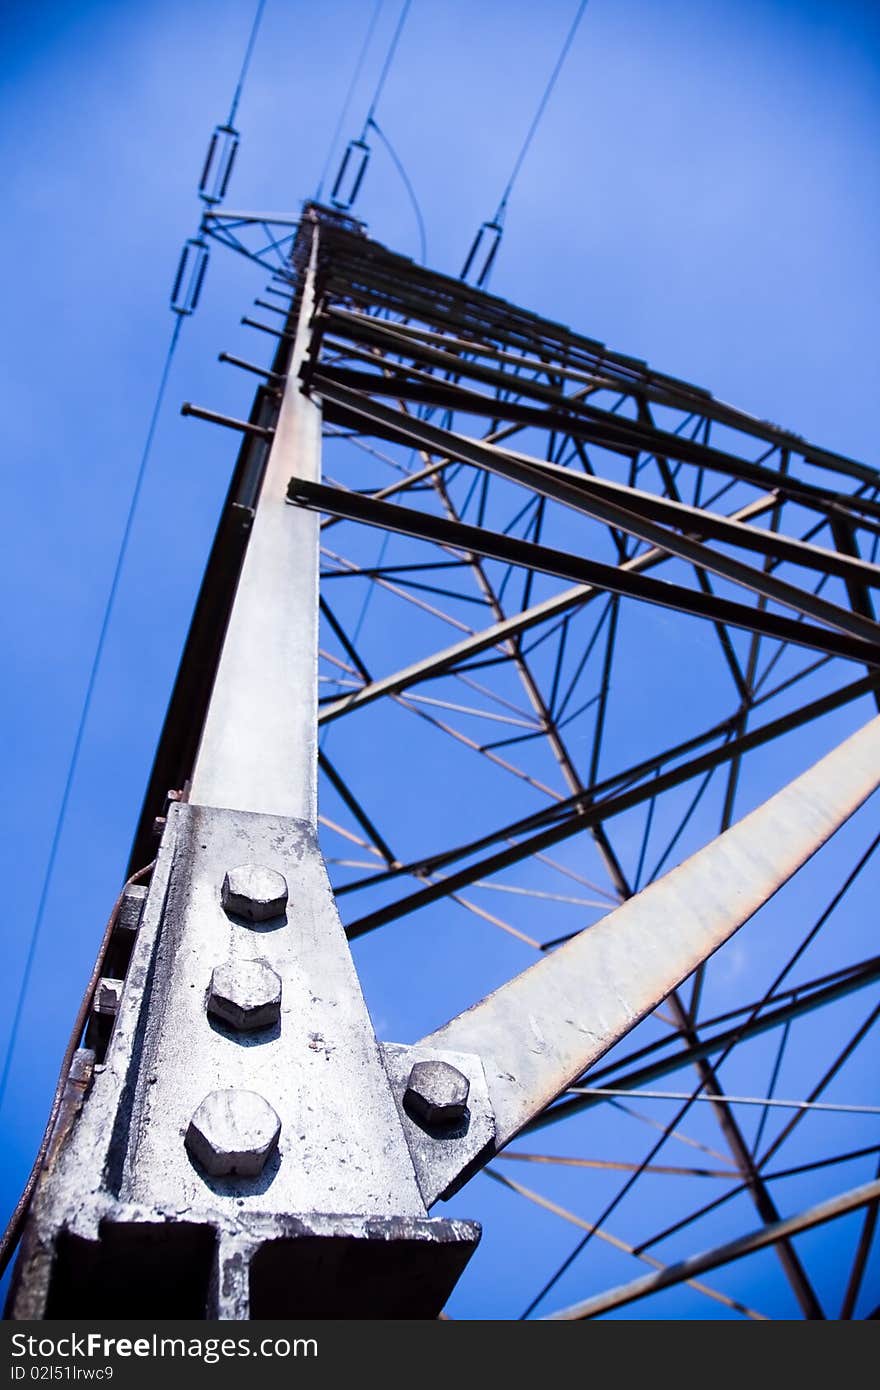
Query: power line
[
  {"left": 181, "top": 0, "right": 270, "bottom": 306},
  {"left": 363, "top": 0, "right": 413, "bottom": 134},
  {"left": 316, "top": 0, "right": 385, "bottom": 203},
  {"left": 494, "top": 0, "right": 590, "bottom": 223},
  {"left": 228, "top": 0, "right": 269, "bottom": 126},
  {"left": 461, "top": 0, "right": 590, "bottom": 287},
  {"left": 0, "top": 316, "right": 183, "bottom": 1115},
  {"left": 368, "top": 117, "right": 427, "bottom": 263},
  {"left": 329, "top": 0, "right": 415, "bottom": 210}
]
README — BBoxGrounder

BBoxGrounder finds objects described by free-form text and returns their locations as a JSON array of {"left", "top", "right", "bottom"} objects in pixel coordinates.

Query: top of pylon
[{"left": 301, "top": 199, "right": 367, "bottom": 238}]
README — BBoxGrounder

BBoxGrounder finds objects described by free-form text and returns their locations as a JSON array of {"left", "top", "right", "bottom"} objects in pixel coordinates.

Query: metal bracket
[{"left": 8, "top": 805, "right": 479, "bottom": 1319}]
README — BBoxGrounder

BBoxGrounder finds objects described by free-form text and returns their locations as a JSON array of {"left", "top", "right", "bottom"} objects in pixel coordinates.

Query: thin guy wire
[{"left": 0, "top": 316, "right": 184, "bottom": 1114}]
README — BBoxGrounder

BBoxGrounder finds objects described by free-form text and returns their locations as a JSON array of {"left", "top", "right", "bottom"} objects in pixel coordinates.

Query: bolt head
[
  {"left": 207, "top": 959, "right": 282, "bottom": 1031},
  {"left": 185, "top": 1088, "right": 281, "bottom": 1178},
  {"left": 404, "top": 1059, "right": 470, "bottom": 1126},
  {"left": 221, "top": 864, "right": 288, "bottom": 922}
]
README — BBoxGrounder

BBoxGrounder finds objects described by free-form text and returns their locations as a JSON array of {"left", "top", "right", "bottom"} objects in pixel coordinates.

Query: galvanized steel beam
[
  {"left": 524, "top": 954, "right": 880, "bottom": 1131},
  {"left": 418, "top": 714, "right": 880, "bottom": 1151},
  {"left": 288, "top": 478, "right": 880, "bottom": 669},
  {"left": 188, "top": 226, "right": 321, "bottom": 822}
]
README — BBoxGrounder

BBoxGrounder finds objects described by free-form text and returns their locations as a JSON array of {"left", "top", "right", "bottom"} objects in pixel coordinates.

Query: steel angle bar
[
  {"left": 203, "top": 210, "right": 301, "bottom": 226},
  {"left": 317, "top": 494, "right": 776, "bottom": 726},
  {"left": 202, "top": 216, "right": 300, "bottom": 276},
  {"left": 523, "top": 450, "right": 880, "bottom": 592},
  {"left": 288, "top": 479, "right": 880, "bottom": 668},
  {"left": 318, "top": 303, "right": 876, "bottom": 487},
  {"left": 313, "top": 369, "right": 880, "bottom": 530},
  {"left": 189, "top": 226, "right": 321, "bottom": 822},
  {"left": 309, "top": 376, "right": 880, "bottom": 639},
  {"left": 335, "top": 674, "right": 876, "bottom": 930},
  {"left": 322, "top": 307, "right": 619, "bottom": 391},
  {"left": 416, "top": 714, "right": 880, "bottom": 1151},
  {"left": 180, "top": 402, "right": 274, "bottom": 438},
  {"left": 524, "top": 956, "right": 880, "bottom": 1132},
  {"left": 542, "top": 1176, "right": 880, "bottom": 1320},
  {"left": 840, "top": 1169, "right": 880, "bottom": 1317},
  {"left": 832, "top": 517, "right": 878, "bottom": 622},
  {"left": 319, "top": 232, "right": 876, "bottom": 486}
]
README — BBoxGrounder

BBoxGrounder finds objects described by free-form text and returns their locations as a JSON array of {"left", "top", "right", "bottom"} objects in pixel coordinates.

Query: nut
[
  {"left": 93, "top": 977, "right": 124, "bottom": 1017},
  {"left": 221, "top": 865, "right": 288, "bottom": 922},
  {"left": 185, "top": 1088, "right": 281, "bottom": 1177},
  {"left": 404, "top": 1060, "right": 470, "bottom": 1126},
  {"left": 207, "top": 959, "right": 282, "bottom": 1031}
]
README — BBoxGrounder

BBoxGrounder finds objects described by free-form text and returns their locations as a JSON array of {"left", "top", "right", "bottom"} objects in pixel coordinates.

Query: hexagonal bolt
[
  {"left": 404, "top": 1059, "right": 470, "bottom": 1127},
  {"left": 221, "top": 864, "right": 288, "bottom": 922},
  {"left": 185, "top": 1088, "right": 281, "bottom": 1178},
  {"left": 206, "top": 959, "right": 282, "bottom": 1032}
]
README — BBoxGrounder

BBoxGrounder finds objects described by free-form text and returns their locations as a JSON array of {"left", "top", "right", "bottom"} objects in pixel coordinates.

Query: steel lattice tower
[{"left": 9, "top": 202, "right": 880, "bottom": 1320}]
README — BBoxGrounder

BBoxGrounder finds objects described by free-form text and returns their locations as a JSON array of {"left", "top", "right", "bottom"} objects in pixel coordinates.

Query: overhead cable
[
  {"left": 316, "top": 0, "right": 386, "bottom": 203},
  {"left": 461, "top": 0, "right": 590, "bottom": 288},
  {"left": 329, "top": 0, "right": 414, "bottom": 211},
  {"left": 172, "top": 0, "right": 269, "bottom": 315},
  {"left": 1, "top": 0, "right": 271, "bottom": 1124},
  {"left": 0, "top": 321, "right": 183, "bottom": 1115}
]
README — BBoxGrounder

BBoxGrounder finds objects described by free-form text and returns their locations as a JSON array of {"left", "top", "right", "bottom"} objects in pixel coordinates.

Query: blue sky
[{"left": 1, "top": 0, "right": 879, "bottom": 1318}]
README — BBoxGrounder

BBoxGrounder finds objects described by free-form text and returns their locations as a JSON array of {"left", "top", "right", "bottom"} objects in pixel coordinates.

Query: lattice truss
[{"left": 270, "top": 213, "right": 880, "bottom": 1319}]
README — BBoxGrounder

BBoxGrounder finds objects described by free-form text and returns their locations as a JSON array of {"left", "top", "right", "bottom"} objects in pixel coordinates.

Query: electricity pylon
[{"left": 9, "top": 203, "right": 880, "bottom": 1320}]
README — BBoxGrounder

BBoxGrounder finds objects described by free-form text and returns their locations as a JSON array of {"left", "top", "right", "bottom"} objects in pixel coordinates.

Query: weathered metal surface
[
  {"left": 524, "top": 951, "right": 880, "bottom": 1133},
  {"left": 8, "top": 806, "right": 479, "bottom": 1318},
  {"left": 220, "top": 863, "right": 288, "bottom": 921},
  {"left": 126, "top": 398, "right": 277, "bottom": 874},
  {"left": 418, "top": 714, "right": 880, "bottom": 1151},
  {"left": 405, "top": 1060, "right": 470, "bottom": 1126},
  {"left": 185, "top": 1089, "right": 282, "bottom": 1177},
  {"left": 206, "top": 958, "right": 282, "bottom": 1031},
  {"left": 44, "top": 1050, "right": 95, "bottom": 1176},
  {"left": 121, "top": 805, "right": 425, "bottom": 1216},
  {"left": 14, "top": 1208, "right": 478, "bottom": 1320},
  {"left": 17, "top": 205, "right": 879, "bottom": 1320},
  {"left": 381, "top": 1044, "right": 495, "bottom": 1206},
  {"left": 188, "top": 222, "right": 321, "bottom": 825},
  {"left": 92, "top": 978, "right": 123, "bottom": 1018},
  {"left": 115, "top": 883, "right": 147, "bottom": 938}
]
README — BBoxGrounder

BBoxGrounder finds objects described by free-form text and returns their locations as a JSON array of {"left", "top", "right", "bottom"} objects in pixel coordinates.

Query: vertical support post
[
  {"left": 8, "top": 215, "right": 481, "bottom": 1321},
  {"left": 189, "top": 223, "right": 321, "bottom": 823}
]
